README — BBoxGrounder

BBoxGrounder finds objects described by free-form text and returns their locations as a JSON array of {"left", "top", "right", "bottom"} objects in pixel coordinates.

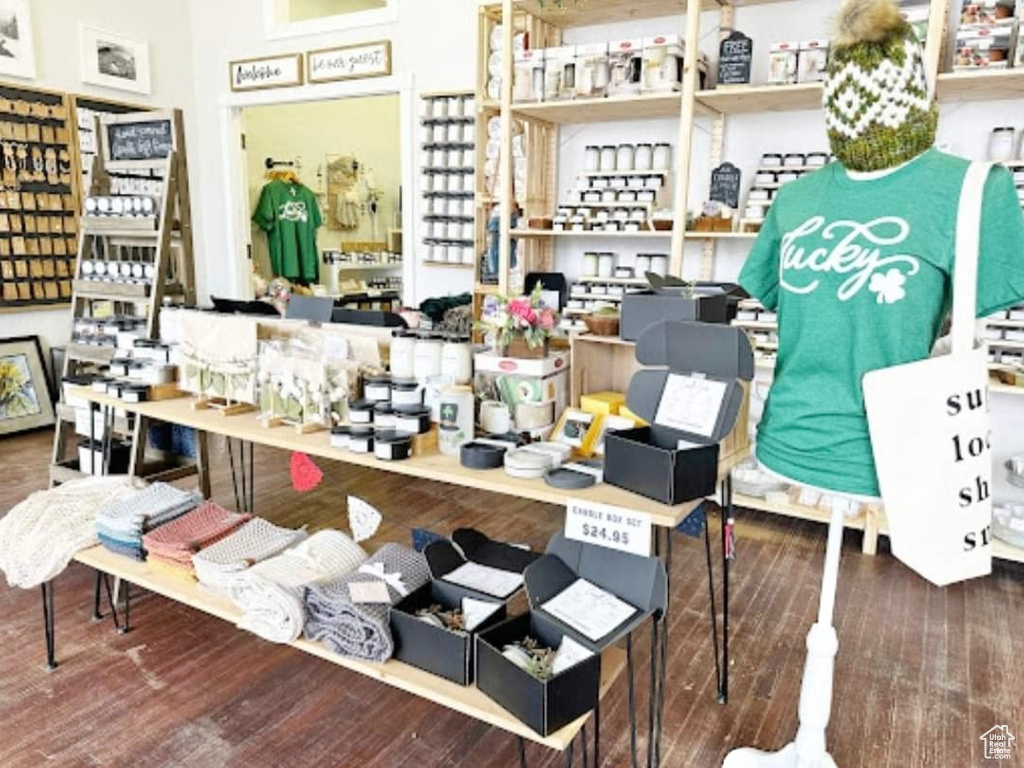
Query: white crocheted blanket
[
  {"left": 229, "top": 530, "right": 367, "bottom": 644},
  {"left": 0, "top": 476, "right": 143, "bottom": 589},
  {"left": 193, "top": 518, "right": 308, "bottom": 593}
]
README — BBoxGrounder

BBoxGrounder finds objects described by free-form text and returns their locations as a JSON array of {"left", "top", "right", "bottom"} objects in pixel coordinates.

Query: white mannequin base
[
  {"left": 723, "top": 743, "right": 837, "bottom": 768},
  {"left": 723, "top": 500, "right": 848, "bottom": 768}
]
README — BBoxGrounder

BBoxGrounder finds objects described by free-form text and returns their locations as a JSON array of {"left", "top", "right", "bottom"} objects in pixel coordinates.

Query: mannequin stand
[{"left": 723, "top": 499, "right": 845, "bottom": 768}]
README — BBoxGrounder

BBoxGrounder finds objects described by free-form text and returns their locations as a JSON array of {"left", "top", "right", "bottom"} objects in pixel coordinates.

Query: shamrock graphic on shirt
[{"left": 868, "top": 268, "right": 908, "bottom": 304}]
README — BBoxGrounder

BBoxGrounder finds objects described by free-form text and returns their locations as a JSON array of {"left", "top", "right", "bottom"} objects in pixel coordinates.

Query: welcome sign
[
  {"left": 307, "top": 41, "right": 392, "bottom": 84},
  {"left": 229, "top": 54, "right": 304, "bottom": 92}
]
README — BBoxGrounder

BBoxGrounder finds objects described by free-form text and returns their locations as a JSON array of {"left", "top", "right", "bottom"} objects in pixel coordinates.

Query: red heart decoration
[{"left": 290, "top": 452, "right": 324, "bottom": 493}]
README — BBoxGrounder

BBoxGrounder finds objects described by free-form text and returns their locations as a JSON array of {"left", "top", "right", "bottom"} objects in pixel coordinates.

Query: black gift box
[
  {"left": 390, "top": 580, "right": 506, "bottom": 686},
  {"left": 425, "top": 528, "right": 541, "bottom": 602},
  {"left": 475, "top": 611, "right": 601, "bottom": 736},
  {"left": 525, "top": 532, "right": 667, "bottom": 651},
  {"left": 604, "top": 321, "right": 754, "bottom": 505},
  {"left": 621, "top": 287, "right": 729, "bottom": 342}
]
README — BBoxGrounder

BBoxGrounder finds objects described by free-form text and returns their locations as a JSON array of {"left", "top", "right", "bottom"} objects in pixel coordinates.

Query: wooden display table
[
  {"left": 69, "top": 386, "right": 747, "bottom": 529},
  {"left": 73, "top": 546, "right": 623, "bottom": 751}
]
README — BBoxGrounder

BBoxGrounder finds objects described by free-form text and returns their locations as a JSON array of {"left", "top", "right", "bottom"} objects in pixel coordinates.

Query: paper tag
[
  {"left": 463, "top": 598, "right": 502, "bottom": 632},
  {"left": 348, "top": 580, "right": 392, "bottom": 604},
  {"left": 552, "top": 636, "right": 595, "bottom": 676},
  {"left": 654, "top": 373, "right": 728, "bottom": 438},
  {"left": 565, "top": 499, "right": 652, "bottom": 558}
]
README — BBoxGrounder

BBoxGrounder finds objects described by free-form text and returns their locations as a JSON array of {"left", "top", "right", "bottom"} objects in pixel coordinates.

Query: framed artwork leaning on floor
[{"left": 0, "top": 335, "right": 54, "bottom": 436}]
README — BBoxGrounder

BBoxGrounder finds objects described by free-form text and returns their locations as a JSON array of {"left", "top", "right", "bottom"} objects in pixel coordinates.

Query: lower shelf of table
[{"left": 73, "top": 545, "right": 625, "bottom": 750}]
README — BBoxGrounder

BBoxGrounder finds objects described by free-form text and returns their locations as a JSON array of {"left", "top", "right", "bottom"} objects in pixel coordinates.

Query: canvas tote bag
[{"left": 863, "top": 162, "right": 993, "bottom": 587}]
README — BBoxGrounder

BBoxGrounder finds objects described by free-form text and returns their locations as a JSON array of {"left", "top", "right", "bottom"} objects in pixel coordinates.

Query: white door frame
[{"left": 219, "top": 73, "right": 416, "bottom": 301}]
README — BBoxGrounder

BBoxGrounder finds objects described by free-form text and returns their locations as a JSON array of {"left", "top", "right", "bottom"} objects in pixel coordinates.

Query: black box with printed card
[{"left": 604, "top": 321, "right": 754, "bottom": 504}]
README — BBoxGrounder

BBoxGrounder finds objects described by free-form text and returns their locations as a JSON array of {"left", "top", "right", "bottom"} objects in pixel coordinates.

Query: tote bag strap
[{"left": 951, "top": 162, "right": 993, "bottom": 355}]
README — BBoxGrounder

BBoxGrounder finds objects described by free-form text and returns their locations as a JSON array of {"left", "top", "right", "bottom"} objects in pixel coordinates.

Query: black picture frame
[{"left": 0, "top": 334, "right": 56, "bottom": 436}]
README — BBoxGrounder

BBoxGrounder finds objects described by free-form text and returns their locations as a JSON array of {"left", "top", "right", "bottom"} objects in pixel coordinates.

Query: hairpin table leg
[
  {"left": 41, "top": 581, "right": 57, "bottom": 670},
  {"left": 91, "top": 570, "right": 103, "bottom": 621},
  {"left": 593, "top": 700, "right": 600, "bottom": 768},
  {"left": 704, "top": 498, "right": 724, "bottom": 705},
  {"left": 517, "top": 736, "right": 527, "bottom": 768},
  {"left": 119, "top": 581, "right": 131, "bottom": 634},
  {"left": 626, "top": 633, "right": 639, "bottom": 768},
  {"left": 582, "top": 724, "right": 589, "bottom": 768},
  {"left": 721, "top": 474, "right": 732, "bottom": 704},
  {"left": 653, "top": 530, "right": 673, "bottom": 767},
  {"left": 247, "top": 440, "right": 255, "bottom": 513},
  {"left": 565, "top": 739, "right": 574, "bottom": 768},
  {"left": 101, "top": 573, "right": 122, "bottom": 631}
]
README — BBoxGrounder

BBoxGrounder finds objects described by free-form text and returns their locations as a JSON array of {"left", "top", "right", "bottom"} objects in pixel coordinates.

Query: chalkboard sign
[
  {"left": 718, "top": 31, "right": 753, "bottom": 87},
  {"left": 710, "top": 162, "right": 742, "bottom": 209},
  {"left": 101, "top": 110, "right": 177, "bottom": 169}
]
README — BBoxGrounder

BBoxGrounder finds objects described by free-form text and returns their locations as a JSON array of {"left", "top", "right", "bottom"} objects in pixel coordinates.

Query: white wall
[{"left": 0, "top": 0, "right": 198, "bottom": 367}]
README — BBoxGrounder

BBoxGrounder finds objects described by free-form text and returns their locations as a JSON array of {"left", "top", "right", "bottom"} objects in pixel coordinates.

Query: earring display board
[
  {"left": 0, "top": 82, "right": 80, "bottom": 310},
  {"left": 72, "top": 96, "right": 151, "bottom": 198}
]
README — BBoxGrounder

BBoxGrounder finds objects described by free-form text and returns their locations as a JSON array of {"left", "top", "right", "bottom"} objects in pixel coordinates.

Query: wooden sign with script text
[
  {"left": 307, "top": 41, "right": 392, "bottom": 84},
  {"left": 229, "top": 54, "right": 304, "bottom": 92}
]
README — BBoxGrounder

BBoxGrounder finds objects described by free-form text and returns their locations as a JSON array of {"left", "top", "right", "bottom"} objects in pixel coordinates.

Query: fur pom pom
[{"left": 833, "top": 0, "right": 905, "bottom": 47}]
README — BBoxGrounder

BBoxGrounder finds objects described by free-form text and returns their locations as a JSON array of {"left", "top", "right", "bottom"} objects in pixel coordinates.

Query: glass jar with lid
[
  {"left": 599, "top": 145, "right": 617, "bottom": 172},
  {"left": 653, "top": 143, "right": 672, "bottom": 171},
  {"left": 391, "top": 329, "right": 417, "bottom": 379},
  {"left": 635, "top": 143, "right": 654, "bottom": 171},
  {"left": 989, "top": 126, "right": 1017, "bottom": 162},
  {"left": 441, "top": 335, "right": 473, "bottom": 385},
  {"left": 616, "top": 144, "right": 636, "bottom": 172},
  {"left": 414, "top": 332, "right": 444, "bottom": 383},
  {"left": 584, "top": 145, "right": 601, "bottom": 172}
]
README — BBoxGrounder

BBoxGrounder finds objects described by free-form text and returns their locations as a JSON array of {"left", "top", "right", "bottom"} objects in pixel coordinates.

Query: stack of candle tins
[
  {"left": 331, "top": 373, "right": 432, "bottom": 462},
  {"left": 95, "top": 483, "right": 203, "bottom": 561},
  {"left": 141, "top": 501, "right": 253, "bottom": 579}
]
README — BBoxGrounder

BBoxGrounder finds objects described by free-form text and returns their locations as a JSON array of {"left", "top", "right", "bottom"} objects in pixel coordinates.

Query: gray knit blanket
[{"left": 303, "top": 543, "right": 430, "bottom": 663}]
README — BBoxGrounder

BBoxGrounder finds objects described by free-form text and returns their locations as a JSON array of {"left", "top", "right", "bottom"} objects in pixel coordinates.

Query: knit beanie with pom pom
[{"left": 824, "top": 0, "right": 938, "bottom": 171}]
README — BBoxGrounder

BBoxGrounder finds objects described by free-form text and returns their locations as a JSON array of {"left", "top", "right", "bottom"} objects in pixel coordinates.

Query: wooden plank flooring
[{"left": 1, "top": 429, "right": 1023, "bottom": 767}]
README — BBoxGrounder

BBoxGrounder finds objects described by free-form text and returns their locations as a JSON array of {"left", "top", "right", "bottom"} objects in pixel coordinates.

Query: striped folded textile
[
  {"left": 193, "top": 518, "right": 308, "bottom": 594},
  {"left": 143, "top": 502, "right": 253, "bottom": 577},
  {"left": 95, "top": 483, "right": 202, "bottom": 561},
  {"left": 228, "top": 530, "right": 367, "bottom": 644},
  {"left": 303, "top": 543, "right": 430, "bottom": 663}
]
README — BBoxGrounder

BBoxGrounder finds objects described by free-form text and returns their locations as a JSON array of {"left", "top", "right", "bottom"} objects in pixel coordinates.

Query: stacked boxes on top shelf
[
  {"left": 513, "top": 34, "right": 708, "bottom": 105},
  {"left": 955, "top": 0, "right": 1023, "bottom": 70},
  {"left": 421, "top": 93, "right": 477, "bottom": 267}
]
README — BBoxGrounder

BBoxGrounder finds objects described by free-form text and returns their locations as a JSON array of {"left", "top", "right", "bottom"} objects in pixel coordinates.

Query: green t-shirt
[
  {"left": 739, "top": 149, "right": 1024, "bottom": 496},
  {"left": 252, "top": 180, "right": 322, "bottom": 283}
]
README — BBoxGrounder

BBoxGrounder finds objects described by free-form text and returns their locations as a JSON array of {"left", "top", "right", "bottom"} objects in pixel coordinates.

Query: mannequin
[{"left": 724, "top": 1, "right": 1024, "bottom": 766}]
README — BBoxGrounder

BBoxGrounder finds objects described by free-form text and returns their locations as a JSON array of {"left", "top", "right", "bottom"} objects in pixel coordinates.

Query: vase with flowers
[{"left": 476, "top": 283, "right": 559, "bottom": 359}]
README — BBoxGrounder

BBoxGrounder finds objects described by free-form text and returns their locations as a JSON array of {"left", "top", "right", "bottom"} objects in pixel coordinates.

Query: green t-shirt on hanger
[
  {"left": 739, "top": 149, "right": 1024, "bottom": 497},
  {"left": 252, "top": 179, "right": 323, "bottom": 283}
]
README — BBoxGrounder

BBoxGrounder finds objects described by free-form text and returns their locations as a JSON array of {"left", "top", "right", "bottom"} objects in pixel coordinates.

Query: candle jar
[
  {"left": 989, "top": 127, "right": 1017, "bottom": 162},
  {"left": 582, "top": 252, "right": 599, "bottom": 277},
  {"left": 391, "top": 330, "right": 417, "bottom": 379},
  {"left": 414, "top": 332, "right": 444, "bottom": 382},
  {"left": 597, "top": 253, "right": 615, "bottom": 278},
  {"left": 600, "top": 145, "right": 617, "bottom": 172},
  {"left": 441, "top": 335, "right": 473, "bottom": 385},
  {"left": 584, "top": 145, "right": 601, "bottom": 172},
  {"left": 616, "top": 144, "right": 636, "bottom": 172},
  {"left": 635, "top": 143, "right": 654, "bottom": 171},
  {"left": 653, "top": 143, "right": 672, "bottom": 171}
]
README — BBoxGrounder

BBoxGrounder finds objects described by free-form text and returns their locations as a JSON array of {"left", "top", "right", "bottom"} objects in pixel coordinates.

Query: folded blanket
[
  {"left": 303, "top": 543, "right": 430, "bottom": 663},
  {"left": 0, "top": 476, "right": 143, "bottom": 589},
  {"left": 95, "top": 482, "right": 201, "bottom": 559},
  {"left": 229, "top": 530, "right": 367, "bottom": 644},
  {"left": 148, "top": 557, "right": 199, "bottom": 581},
  {"left": 143, "top": 502, "right": 252, "bottom": 573},
  {"left": 193, "top": 518, "right": 308, "bottom": 593}
]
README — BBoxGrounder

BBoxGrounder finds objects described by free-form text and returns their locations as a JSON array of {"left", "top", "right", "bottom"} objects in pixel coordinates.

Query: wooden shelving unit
[
  {"left": 937, "top": 68, "right": 1024, "bottom": 102},
  {"left": 513, "top": 229, "right": 673, "bottom": 239},
  {"left": 512, "top": 92, "right": 683, "bottom": 124}
]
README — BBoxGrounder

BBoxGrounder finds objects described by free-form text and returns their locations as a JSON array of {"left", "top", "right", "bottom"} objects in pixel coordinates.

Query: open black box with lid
[
  {"left": 604, "top": 321, "right": 754, "bottom": 505},
  {"left": 620, "top": 282, "right": 745, "bottom": 342},
  {"left": 390, "top": 529, "right": 539, "bottom": 686}
]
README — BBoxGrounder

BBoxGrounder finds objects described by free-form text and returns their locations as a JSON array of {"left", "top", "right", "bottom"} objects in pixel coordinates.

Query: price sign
[{"left": 565, "top": 499, "right": 653, "bottom": 558}]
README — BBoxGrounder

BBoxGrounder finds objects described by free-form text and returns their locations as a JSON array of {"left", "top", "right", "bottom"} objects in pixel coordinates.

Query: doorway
[{"left": 219, "top": 74, "right": 415, "bottom": 308}]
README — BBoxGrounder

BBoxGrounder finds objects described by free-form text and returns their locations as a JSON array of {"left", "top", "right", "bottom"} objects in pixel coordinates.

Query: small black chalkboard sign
[
  {"left": 710, "top": 162, "right": 742, "bottom": 209},
  {"left": 105, "top": 118, "right": 175, "bottom": 164},
  {"left": 718, "top": 31, "right": 753, "bottom": 87}
]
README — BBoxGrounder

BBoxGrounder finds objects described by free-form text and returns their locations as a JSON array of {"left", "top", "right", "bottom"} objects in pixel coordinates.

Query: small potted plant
[{"left": 477, "top": 283, "right": 560, "bottom": 359}]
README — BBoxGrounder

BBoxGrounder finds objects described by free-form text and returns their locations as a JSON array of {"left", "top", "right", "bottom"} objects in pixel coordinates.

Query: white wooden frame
[
  {"left": 262, "top": 0, "right": 398, "bottom": 41},
  {"left": 219, "top": 73, "right": 416, "bottom": 303}
]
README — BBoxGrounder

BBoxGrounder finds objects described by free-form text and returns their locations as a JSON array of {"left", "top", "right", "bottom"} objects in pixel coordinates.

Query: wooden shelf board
[
  {"left": 514, "top": 0, "right": 684, "bottom": 27},
  {"left": 579, "top": 276, "right": 650, "bottom": 286},
  {"left": 986, "top": 317, "right": 1024, "bottom": 328},
  {"left": 937, "top": 68, "right": 1024, "bottom": 103},
  {"left": 732, "top": 320, "right": 779, "bottom": 330},
  {"left": 72, "top": 280, "right": 151, "bottom": 301},
  {"left": 512, "top": 93, "right": 682, "bottom": 125},
  {"left": 683, "top": 231, "right": 758, "bottom": 240},
  {"left": 422, "top": 261, "right": 476, "bottom": 269},
  {"left": 579, "top": 170, "right": 670, "bottom": 178},
  {"left": 68, "top": 386, "right": 742, "bottom": 529},
  {"left": 333, "top": 263, "right": 403, "bottom": 272},
  {"left": 989, "top": 339, "right": 1024, "bottom": 350},
  {"left": 475, "top": 284, "right": 500, "bottom": 295},
  {"left": 572, "top": 334, "right": 637, "bottom": 348},
  {"left": 734, "top": 492, "right": 867, "bottom": 531},
  {"left": 514, "top": 229, "right": 671, "bottom": 239},
  {"left": 696, "top": 83, "right": 824, "bottom": 115},
  {"left": 73, "top": 545, "right": 625, "bottom": 751}
]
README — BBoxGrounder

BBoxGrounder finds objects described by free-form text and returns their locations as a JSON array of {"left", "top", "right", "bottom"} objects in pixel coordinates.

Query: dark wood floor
[{"left": 1, "top": 429, "right": 1022, "bottom": 768}]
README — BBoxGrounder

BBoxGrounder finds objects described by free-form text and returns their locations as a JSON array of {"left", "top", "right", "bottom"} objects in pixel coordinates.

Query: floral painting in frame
[{"left": 0, "top": 335, "right": 54, "bottom": 436}]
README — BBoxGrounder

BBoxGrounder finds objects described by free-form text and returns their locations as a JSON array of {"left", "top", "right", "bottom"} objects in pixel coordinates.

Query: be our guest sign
[
  {"left": 308, "top": 41, "right": 392, "bottom": 84},
  {"left": 229, "top": 54, "right": 304, "bottom": 92}
]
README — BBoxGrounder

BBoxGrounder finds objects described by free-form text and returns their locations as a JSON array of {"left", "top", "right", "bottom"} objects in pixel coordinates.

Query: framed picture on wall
[
  {"left": 0, "top": 0, "right": 36, "bottom": 80},
  {"left": 262, "top": 0, "right": 397, "bottom": 41},
  {"left": 79, "top": 26, "right": 152, "bottom": 95},
  {"left": 0, "top": 335, "right": 55, "bottom": 436}
]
